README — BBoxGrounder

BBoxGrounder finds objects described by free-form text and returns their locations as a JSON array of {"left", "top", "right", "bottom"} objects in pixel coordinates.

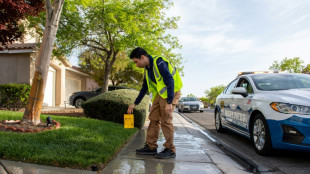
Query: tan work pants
[{"left": 146, "top": 91, "right": 181, "bottom": 153}]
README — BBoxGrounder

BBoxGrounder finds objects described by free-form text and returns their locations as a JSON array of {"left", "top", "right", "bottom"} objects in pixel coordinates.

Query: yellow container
[{"left": 124, "top": 114, "right": 134, "bottom": 128}]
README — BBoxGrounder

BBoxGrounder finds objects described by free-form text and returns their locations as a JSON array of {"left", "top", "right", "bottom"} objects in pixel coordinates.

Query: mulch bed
[
  {"left": 0, "top": 107, "right": 86, "bottom": 117},
  {"left": 0, "top": 119, "right": 61, "bottom": 133},
  {"left": 0, "top": 107, "right": 85, "bottom": 133}
]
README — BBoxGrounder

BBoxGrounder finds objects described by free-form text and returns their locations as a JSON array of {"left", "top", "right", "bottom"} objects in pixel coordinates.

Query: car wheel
[
  {"left": 200, "top": 110, "right": 204, "bottom": 113},
  {"left": 251, "top": 114, "right": 272, "bottom": 155},
  {"left": 74, "top": 97, "right": 85, "bottom": 108},
  {"left": 215, "top": 111, "right": 225, "bottom": 133},
  {"left": 178, "top": 107, "right": 183, "bottom": 113}
]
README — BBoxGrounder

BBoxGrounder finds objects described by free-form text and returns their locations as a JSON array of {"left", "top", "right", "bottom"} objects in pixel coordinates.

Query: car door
[
  {"left": 218, "top": 79, "right": 238, "bottom": 125},
  {"left": 231, "top": 77, "right": 254, "bottom": 135}
]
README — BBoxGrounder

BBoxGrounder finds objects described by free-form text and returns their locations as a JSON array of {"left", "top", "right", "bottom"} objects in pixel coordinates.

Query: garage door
[
  {"left": 65, "top": 77, "right": 81, "bottom": 102},
  {"left": 43, "top": 67, "right": 56, "bottom": 106}
]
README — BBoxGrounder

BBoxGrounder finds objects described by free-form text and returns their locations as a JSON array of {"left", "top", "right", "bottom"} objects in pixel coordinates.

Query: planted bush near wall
[
  {"left": 82, "top": 89, "right": 150, "bottom": 128},
  {"left": 0, "top": 83, "right": 31, "bottom": 110}
]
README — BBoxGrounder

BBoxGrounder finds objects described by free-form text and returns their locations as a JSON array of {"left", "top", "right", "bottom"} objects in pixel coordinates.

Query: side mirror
[{"left": 232, "top": 87, "right": 248, "bottom": 97}]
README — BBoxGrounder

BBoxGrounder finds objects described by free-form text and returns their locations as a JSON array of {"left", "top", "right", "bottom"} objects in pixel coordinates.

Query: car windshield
[
  {"left": 95, "top": 88, "right": 102, "bottom": 93},
  {"left": 252, "top": 73, "right": 310, "bottom": 91},
  {"left": 182, "top": 97, "right": 199, "bottom": 101}
]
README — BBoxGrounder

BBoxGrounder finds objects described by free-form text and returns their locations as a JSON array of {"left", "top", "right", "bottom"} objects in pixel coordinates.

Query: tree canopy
[
  {"left": 302, "top": 64, "right": 310, "bottom": 74},
  {"left": 269, "top": 57, "right": 305, "bottom": 73},
  {"left": 0, "top": 0, "right": 44, "bottom": 47},
  {"left": 53, "top": 0, "right": 183, "bottom": 92},
  {"left": 78, "top": 49, "right": 144, "bottom": 89},
  {"left": 204, "top": 85, "right": 225, "bottom": 105},
  {"left": 186, "top": 94, "right": 196, "bottom": 97}
]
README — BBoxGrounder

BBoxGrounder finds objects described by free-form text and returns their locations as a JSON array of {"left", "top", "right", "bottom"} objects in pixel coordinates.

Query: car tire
[
  {"left": 74, "top": 97, "right": 85, "bottom": 108},
  {"left": 251, "top": 114, "right": 273, "bottom": 156},
  {"left": 179, "top": 107, "right": 183, "bottom": 113},
  {"left": 200, "top": 110, "right": 204, "bottom": 113},
  {"left": 215, "top": 110, "right": 225, "bottom": 133}
]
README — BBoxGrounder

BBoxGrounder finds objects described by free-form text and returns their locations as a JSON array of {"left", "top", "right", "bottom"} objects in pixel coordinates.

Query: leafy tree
[
  {"left": 302, "top": 64, "right": 310, "bottom": 74},
  {"left": 204, "top": 85, "right": 225, "bottom": 106},
  {"left": 199, "top": 97, "right": 209, "bottom": 108},
  {"left": 269, "top": 57, "right": 305, "bottom": 73},
  {"left": 109, "top": 61, "right": 144, "bottom": 90},
  {"left": 0, "top": 0, "right": 44, "bottom": 47},
  {"left": 23, "top": 0, "right": 65, "bottom": 125},
  {"left": 187, "top": 94, "right": 196, "bottom": 97},
  {"left": 53, "top": 0, "right": 183, "bottom": 93},
  {"left": 78, "top": 49, "right": 144, "bottom": 89},
  {"left": 199, "top": 97, "right": 209, "bottom": 103}
]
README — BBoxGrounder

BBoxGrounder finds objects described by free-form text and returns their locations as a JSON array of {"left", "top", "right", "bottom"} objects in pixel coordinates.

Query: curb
[
  {"left": 100, "top": 127, "right": 140, "bottom": 172},
  {"left": 0, "top": 160, "right": 12, "bottom": 174},
  {"left": 179, "top": 112, "right": 260, "bottom": 174}
]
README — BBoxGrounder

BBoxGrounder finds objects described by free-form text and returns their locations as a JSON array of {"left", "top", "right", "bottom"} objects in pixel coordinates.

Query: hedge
[
  {"left": 82, "top": 89, "right": 150, "bottom": 128},
  {"left": 0, "top": 83, "right": 31, "bottom": 110}
]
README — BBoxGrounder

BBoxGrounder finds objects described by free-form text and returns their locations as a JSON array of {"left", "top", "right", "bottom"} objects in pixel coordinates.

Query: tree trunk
[
  {"left": 101, "top": 62, "right": 111, "bottom": 93},
  {"left": 101, "top": 51, "right": 118, "bottom": 93},
  {"left": 22, "top": 0, "right": 64, "bottom": 125}
]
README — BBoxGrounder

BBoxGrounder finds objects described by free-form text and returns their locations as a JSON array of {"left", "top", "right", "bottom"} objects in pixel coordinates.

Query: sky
[{"left": 70, "top": 0, "right": 310, "bottom": 98}]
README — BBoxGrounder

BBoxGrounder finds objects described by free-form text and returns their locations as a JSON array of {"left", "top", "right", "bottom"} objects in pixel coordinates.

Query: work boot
[
  {"left": 155, "top": 148, "right": 176, "bottom": 159},
  {"left": 136, "top": 143, "right": 157, "bottom": 155}
]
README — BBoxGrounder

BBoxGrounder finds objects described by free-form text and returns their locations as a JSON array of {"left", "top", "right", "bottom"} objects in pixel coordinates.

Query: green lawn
[{"left": 0, "top": 110, "right": 138, "bottom": 170}]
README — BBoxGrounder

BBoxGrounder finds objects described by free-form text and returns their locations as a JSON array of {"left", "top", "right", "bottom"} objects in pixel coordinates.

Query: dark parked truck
[{"left": 69, "top": 86, "right": 132, "bottom": 108}]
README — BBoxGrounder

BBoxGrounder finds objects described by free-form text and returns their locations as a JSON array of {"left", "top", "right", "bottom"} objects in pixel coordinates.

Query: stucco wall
[{"left": 0, "top": 53, "right": 31, "bottom": 85}]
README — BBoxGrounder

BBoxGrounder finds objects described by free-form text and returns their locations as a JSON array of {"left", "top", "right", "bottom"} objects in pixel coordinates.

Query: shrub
[
  {"left": 0, "top": 83, "right": 31, "bottom": 110},
  {"left": 82, "top": 89, "right": 150, "bottom": 128}
]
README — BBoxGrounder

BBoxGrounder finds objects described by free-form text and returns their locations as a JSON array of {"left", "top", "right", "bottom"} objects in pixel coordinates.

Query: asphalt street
[{"left": 182, "top": 108, "right": 310, "bottom": 174}]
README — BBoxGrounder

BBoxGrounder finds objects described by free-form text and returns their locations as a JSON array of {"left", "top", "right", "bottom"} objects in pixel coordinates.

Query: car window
[
  {"left": 224, "top": 79, "right": 237, "bottom": 94},
  {"left": 108, "top": 86, "right": 115, "bottom": 91},
  {"left": 252, "top": 74, "right": 310, "bottom": 90},
  {"left": 95, "top": 88, "right": 102, "bottom": 93},
  {"left": 181, "top": 97, "right": 198, "bottom": 101},
  {"left": 236, "top": 78, "right": 254, "bottom": 93}
]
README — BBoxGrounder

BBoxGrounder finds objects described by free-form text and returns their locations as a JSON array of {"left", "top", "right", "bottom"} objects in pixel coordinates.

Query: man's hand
[
  {"left": 165, "top": 103, "right": 173, "bottom": 115},
  {"left": 127, "top": 104, "right": 136, "bottom": 114}
]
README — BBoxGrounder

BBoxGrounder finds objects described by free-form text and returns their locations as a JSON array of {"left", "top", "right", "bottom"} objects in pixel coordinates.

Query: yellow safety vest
[{"left": 145, "top": 55, "right": 183, "bottom": 102}]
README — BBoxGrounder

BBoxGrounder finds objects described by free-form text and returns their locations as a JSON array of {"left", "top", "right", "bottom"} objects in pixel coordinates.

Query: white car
[
  {"left": 215, "top": 72, "right": 310, "bottom": 155},
  {"left": 178, "top": 97, "right": 204, "bottom": 113}
]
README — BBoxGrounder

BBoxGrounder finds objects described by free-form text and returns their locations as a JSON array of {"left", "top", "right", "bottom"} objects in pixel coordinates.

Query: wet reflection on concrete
[
  {"left": 107, "top": 158, "right": 221, "bottom": 174},
  {"left": 0, "top": 159, "right": 95, "bottom": 174},
  {"left": 102, "top": 115, "right": 223, "bottom": 174},
  {"left": 102, "top": 112, "right": 251, "bottom": 174}
]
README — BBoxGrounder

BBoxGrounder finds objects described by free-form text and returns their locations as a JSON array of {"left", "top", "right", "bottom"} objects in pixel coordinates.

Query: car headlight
[{"left": 270, "top": 102, "right": 310, "bottom": 115}]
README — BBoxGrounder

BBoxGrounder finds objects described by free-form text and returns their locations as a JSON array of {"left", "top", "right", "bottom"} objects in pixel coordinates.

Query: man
[{"left": 127, "top": 47, "right": 182, "bottom": 159}]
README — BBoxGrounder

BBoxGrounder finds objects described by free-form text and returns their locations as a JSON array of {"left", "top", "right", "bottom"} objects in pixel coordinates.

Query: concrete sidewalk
[
  {"left": 101, "top": 112, "right": 251, "bottom": 174},
  {"left": 0, "top": 112, "right": 251, "bottom": 174}
]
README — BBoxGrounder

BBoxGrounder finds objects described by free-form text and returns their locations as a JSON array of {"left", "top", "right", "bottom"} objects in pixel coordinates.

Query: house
[{"left": 0, "top": 43, "right": 99, "bottom": 107}]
